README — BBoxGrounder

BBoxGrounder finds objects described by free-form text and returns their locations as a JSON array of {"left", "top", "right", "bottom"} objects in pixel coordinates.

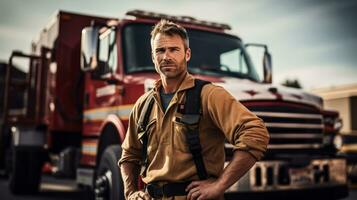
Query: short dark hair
[{"left": 150, "top": 19, "right": 189, "bottom": 49}]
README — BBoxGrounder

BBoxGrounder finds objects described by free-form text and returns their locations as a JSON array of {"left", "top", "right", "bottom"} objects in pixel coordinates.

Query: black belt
[{"left": 146, "top": 182, "right": 190, "bottom": 198}]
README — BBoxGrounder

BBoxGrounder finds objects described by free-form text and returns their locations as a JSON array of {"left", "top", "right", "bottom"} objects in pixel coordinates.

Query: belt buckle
[{"left": 147, "top": 183, "right": 163, "bottom": 199}]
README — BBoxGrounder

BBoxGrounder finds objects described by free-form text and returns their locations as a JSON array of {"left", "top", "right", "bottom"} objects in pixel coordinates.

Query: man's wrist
[
  {"left": 214, "top": 179, "right": 227, "bottom": 194},
  {"left": 126, "top": 189, "right": 138, "bottom": 199}
]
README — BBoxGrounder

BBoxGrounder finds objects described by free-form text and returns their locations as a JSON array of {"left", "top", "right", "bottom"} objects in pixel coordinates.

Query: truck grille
[{"left": 246, "top": 101, "right": 324, "bottom": 154}]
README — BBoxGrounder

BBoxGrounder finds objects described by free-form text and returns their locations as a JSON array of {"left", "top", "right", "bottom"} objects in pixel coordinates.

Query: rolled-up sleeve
[{"left": 204, "top": 85, "right": 270, "bottom": 160}]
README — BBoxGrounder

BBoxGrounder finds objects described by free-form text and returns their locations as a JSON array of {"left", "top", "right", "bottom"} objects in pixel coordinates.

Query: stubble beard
[{"left": 159, "top": 59, "right": 187, "bottom": 80}]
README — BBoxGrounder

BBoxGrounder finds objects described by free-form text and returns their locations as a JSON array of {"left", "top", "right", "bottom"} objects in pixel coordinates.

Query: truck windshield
[{"left": 122, "top": 23, "right": 260, "bottom": 82}]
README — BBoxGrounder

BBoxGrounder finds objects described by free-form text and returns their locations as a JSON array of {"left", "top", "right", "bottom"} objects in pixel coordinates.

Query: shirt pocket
[{"left": 173, "top": 118, "right": 190, "bottom": 153}]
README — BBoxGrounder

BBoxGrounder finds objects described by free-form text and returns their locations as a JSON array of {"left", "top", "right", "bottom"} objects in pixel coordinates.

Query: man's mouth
[{"left": 161, "top": 64, "right": 176, "bottom": 69}]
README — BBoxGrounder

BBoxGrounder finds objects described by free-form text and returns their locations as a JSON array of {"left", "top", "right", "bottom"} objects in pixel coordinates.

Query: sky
[{"left": 0, "top": 0, "right": 356, "bottom": 90}]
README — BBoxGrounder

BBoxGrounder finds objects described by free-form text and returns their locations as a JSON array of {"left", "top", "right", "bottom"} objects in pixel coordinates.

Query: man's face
[{"left": 151, "top": 33, "right": 191, "bottom": 79}]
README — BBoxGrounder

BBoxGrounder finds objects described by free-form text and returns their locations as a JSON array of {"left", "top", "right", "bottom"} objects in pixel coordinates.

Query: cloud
[
  {"left": 0, "top": 25, "right": 35, "bottom": 61},
  {"left": 0, "top": 26, "right": 31, "bottom": 40}
]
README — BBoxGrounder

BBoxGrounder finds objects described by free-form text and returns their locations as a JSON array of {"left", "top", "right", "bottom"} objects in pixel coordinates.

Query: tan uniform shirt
[{"left": 119, "top": 73, "right": 269, "bottom": 184}]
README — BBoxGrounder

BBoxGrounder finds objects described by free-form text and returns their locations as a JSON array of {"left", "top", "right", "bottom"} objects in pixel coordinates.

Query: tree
[{"left": 281, "top": 79, "right": 302, "bottom": 89}]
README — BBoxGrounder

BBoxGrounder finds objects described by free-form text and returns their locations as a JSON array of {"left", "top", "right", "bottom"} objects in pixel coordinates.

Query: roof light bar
[{"left": 126, "top": 10, "right": 231, "bottom": 30}]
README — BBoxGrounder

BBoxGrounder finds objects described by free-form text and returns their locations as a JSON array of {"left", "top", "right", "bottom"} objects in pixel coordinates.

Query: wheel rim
[{"left": 95, "top": 170, "right": 112, "bottom": 200}]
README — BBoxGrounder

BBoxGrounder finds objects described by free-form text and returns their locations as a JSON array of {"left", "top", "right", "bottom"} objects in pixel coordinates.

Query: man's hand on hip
[
  {"left": 128, "top": 191, "right": 152, "bottom": 200},
  {"left": 186, "top": 179, "right": 224, "bottom": 200}
]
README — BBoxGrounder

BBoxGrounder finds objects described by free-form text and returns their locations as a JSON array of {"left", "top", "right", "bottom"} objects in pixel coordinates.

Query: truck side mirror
[
  {"left": 80, "top": 26, "right": 100, "bottom": 71},
  {"left": 263, "top": 49, "right": 272, "bottom": 84},
  {"left": 245, "top": 43, "right": 273, "bottom": 84}
]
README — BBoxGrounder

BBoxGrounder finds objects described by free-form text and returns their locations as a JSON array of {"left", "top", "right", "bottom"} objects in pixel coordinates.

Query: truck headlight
[
  {"left": 334, "top": 118, "right": 343, "bottom": 132},
  {"left": 333, "top": 134, "right": 343, "bottom": 150}
]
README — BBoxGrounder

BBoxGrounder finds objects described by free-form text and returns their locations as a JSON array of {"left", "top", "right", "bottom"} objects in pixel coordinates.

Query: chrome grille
[{"left": 247, "top": 102, "right": 324, "bottom": 152}]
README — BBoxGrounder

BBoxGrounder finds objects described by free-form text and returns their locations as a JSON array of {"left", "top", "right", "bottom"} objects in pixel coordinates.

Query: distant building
[{"left": 312, "top": 83, "right": 357, "bottom": 134}]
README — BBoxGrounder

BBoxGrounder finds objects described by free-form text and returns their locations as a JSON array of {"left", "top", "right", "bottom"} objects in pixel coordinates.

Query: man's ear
[{"left": 185, "top": 48, "right": 191, "bottom": 62}]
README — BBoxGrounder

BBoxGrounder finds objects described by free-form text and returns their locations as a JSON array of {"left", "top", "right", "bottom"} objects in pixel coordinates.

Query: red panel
[
  {"left": 50, "top": 12, "right": 114, "bottom": 133},
  {"left": 80, "top": 154, "right": 96, "bottom": 166}
]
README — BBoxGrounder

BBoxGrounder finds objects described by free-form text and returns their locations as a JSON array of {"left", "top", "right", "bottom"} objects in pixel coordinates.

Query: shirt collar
[{"left": 153, "top": 72, "right": 195, "bottom": 94}]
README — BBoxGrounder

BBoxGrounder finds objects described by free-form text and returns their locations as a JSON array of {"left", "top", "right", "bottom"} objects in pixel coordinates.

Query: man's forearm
[
  {"left": 120, "top": 162, "right": 141, "bottom": 199},
  {"left": 216, "top": 150, "right": 256, "bottom": 192}
]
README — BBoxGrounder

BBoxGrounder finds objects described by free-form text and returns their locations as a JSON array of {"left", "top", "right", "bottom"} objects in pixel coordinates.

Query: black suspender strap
[
  {"left": 137, "top": 93, "right": 155, "bottom": 177},
  {"left": 181, "top": 79, "right": 210, "bottom": 180},
  {"left": 184, "top": 79, "right": 210, "bottom": 115}
]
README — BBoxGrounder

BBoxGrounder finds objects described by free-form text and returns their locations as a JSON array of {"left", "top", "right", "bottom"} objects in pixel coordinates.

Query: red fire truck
[{"left": 0, "top": 10, "right": 348, "bottom": 199}]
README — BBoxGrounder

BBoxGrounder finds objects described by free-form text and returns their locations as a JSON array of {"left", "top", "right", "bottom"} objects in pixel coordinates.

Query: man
[{"left": 119, "top": 19, "right": 269, "bottom": 200}]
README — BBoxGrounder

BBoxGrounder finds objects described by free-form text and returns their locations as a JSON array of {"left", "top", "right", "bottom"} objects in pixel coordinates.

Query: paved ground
[
  {"left": 0, "top": 175, "right": 88, "bottom": 200},
  {"left": 344, "top": 185, "right": 357, "bottom": 200},
  {"left": 0, "top": 175, "right": 356, "bottom": 200}
]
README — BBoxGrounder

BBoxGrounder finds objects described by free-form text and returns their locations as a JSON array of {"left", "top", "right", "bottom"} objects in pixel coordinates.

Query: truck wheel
[
  {"left": 9, "top": 147, "right": 44, "bottom": 194},
  {"left": 0, "top": 126, "right": 11, "bottom": 177},
  {"left": 95, "top": 145, "right": 124, "bottom": 200}
]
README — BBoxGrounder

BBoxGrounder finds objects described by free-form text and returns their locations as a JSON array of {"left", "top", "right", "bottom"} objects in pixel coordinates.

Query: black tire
[
  {"left": 9, "top": 147, "right": 44, "bottom": 194},
  {"left": 95, "top": 145, "right": 124, "bottom": 200},
  {"left": 0, "top": 125, "right": 11, "bottom": 177}
]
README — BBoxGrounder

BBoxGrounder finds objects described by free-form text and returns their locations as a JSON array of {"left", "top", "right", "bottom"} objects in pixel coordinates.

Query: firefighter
[{"left": 119, "top": 19, "right": 269, "bottom": 200}]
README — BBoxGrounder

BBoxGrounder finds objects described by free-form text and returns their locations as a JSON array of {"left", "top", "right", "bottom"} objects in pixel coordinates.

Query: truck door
[
  {"left": 82, "top": 27, "right": 122, "bottom": 135},
  {"left": 3, "top": 47, "right": 52, "bottom": 125},
  {"left": 3, "top": 51, "right": 41, "bottom": 123}
]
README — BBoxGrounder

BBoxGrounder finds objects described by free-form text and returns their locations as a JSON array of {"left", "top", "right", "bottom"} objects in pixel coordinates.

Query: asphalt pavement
[
  {"left": 0, "top": 175, "right": 356, "bottom": 200},
  {"left": 0, "top": 175, "right": 88, "bottom": 200}
]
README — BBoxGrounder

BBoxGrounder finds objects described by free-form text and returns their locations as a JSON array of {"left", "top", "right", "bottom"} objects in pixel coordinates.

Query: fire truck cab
[{"left": 0, "top": 10, "right": 348, "bottom": 200}]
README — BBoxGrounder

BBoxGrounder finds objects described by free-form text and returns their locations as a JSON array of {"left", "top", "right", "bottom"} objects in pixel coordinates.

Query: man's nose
[{"left": 162, "top": 50, "right": 171, "bottom": 60}]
